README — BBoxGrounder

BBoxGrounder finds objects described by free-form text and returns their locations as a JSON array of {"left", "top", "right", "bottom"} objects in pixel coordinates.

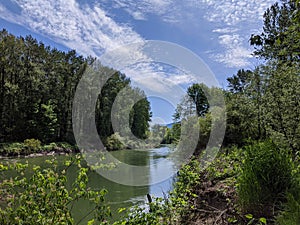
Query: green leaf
[
  {"left": 118, "top": 208, "right": 126, "bottom": 213},
  {"left": 87, "top": 219, "right": 95, "bottom": 225},
  {"left": 245, "top": 214, "right": 253, "bottom": 220},
  {"left": 259, "top": 217, "right": 267, "bottom": 224}
]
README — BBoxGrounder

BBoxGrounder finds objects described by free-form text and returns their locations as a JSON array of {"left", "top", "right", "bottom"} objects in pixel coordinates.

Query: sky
[{"left": 0, "top": 0, "right": 277, "bottom": 124}]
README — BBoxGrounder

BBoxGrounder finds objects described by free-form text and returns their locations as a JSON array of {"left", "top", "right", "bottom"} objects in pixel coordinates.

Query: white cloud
[
  {"left": 0, "top": 0, "right": 198, "bottom": 94},
  {"left": 122, "top": 62, "right": 195, "bottom": 90},
  {"left": 1, "top": 0, "right": 143, "bottom": 56},
  {"left": 192, "top": 0, "right": 275, "bottom": 67},
  {"left": 101, "top": 60, "right": 195, "bottom": 105},
  {"left": 198, "top": 0, "right": 274, "bottom": 26},
  {"left": 212, "top": 27, "right": 239, "bottom": 34},
  {"left": 108, "top": 0, "right": 276, "bottom": 68},
  {"left": 212, "top": 34, "right": 253, "bottom": 67},
  {"left": 0, "top": 0, "right": 277, "bottom": 70},
  {"left": 112, "top": 0, "right": 177, "bottom": 23}
]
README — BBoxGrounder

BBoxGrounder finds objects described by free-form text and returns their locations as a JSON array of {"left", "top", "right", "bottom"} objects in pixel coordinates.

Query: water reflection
[{"left": 1, "top": 145, "right": 176, "bottom": 223}]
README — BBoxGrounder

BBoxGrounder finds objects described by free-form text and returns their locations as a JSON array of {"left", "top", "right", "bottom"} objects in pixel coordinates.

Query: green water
[{"left": 1, "top": 146, "right": 176, "bottom": 223}]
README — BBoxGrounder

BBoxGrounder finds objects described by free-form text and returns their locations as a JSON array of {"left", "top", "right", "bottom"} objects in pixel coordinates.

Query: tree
[
  {"left": 187, "top": 83, "right": 209, "bottom": 117},
  {"left": 130, "top": 91, "right": 151, "bottom": 140},
  {"left": 225, "top": 68, "right": 264, "bottom": 146},
  {"left": 227, "top": 69, "right": 252, "bottom": 93},
  {"left": 0, "top": 30, "right": 152, "bottom": 149},
  {"left": 261, "top": 62, "right": 300, "bottom": 155},
  {"left": 173, "top": 83, "right": 210, "bottom": 122},
  {"left": 250, "top": 0, "right": 299, "bottom": 61}
]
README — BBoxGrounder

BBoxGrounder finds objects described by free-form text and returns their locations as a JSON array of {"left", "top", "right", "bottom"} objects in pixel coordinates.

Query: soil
[{"left": 185, "top": 171, "right": 243, "bottom": 225}]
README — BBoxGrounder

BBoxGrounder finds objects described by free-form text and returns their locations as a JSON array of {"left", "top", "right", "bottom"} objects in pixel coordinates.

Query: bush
[
  {"left": 42, "top": 142, "right": 57, "bottom": 152},
  {"left": 237, "top": 140, "right": 293, "bottom": 217},
  {"left": 23, "top": 138, "right": 41, "bottom": 154},
  {"left": 106, "top": 133, "right": 125, "bottom": 150},
  {"left": 0, "top": 142, "right": 24, "bottom": 156},
  {"left": 275, "top": 164, "right": 300, "bottom": 225},
  {"left": 276, "top": 193, "right": 300, "bottom": 225},
  {"left": 0, "top": 156, "right": 111, "bottom": 224}
]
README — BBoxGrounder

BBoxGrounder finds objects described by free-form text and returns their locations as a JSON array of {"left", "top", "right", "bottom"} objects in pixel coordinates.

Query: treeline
[
  {"left": 165, "top": 0, "right": 300, "bottom": 155},
  {"left": 161, "top": 0, "right": 300, "bottom": 223},
  {"left": 164, "top": 64, "right": 299, "bottom": 154},
  {"left": 0, "top": 29, "right": 151, "bottom": 149}
]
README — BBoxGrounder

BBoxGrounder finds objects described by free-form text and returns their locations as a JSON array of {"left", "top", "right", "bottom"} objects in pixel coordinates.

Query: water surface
[{"left": 1, "top": 145, "right": 176, "bottom": 223}]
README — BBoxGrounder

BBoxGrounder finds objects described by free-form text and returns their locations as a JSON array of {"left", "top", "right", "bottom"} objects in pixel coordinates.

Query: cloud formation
[
  {"left": 1, "top": 0, "right": 142, "bottom": 56},
  {"left": 214, "top": 34, "right": 252, "bottom": 67},
  {"left": 109, "top": 0, "right": 276, "bottom": 68},
  {"left": 113, "top": 0, "right": 175, "bottom": 22},
  {"left": 0, "top": 1, "right": 196, "bottom": 93},
  {"left": 0, "top": 0, "right": 276, "bottom": 70}
]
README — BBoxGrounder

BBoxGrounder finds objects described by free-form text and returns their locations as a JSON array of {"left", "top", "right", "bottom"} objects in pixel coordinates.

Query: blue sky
[{"left": 0, "top": 0, "right": 276, "bottom": 124}]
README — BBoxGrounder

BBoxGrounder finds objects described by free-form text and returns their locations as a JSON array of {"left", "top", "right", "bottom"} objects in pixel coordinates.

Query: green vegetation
[
  {"left": 0, "top": 0, "right": 300, "bottom": 224},
  {"left": 0, "top": 140, "right": 77, "bottom": 157},
  {"left": 237, "top": 141, "right": 294, "bottom": 218},
  {"left": 0, "top": 156, "right": 111, "bottom": 224},
  {"left": 0, "top": 29, "right": 151, "bottom": 151},
  {"left": 160, "top": 0, "right": 300, "bottom": 223}
]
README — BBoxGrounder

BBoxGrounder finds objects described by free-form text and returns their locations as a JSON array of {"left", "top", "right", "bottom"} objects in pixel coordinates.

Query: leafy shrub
[
  {"left": 237, "top": 140, "right": 293, "bottom": 217},
  {"left": 0, "top": 142, "right": 24, "bottom": 156},
  {"left": 23, "top": 138, "right": 41, "bottom": 154},
  {"left": 0, "top": 156, "right": 111, "bottom": 224},
  {"left": 275, "top": 164, "right": 300, "bottom": 225},
  {"left": 276, "top": 193, "right": 300, "bottom": 225},
  {"left": 42, "top": 142, "right": 58, "bottom": 152},
  {"left": 106, "top": 133, "right": 125, "bottom": 150},
  {"left": 206, "top": 146, "right": 243, "bottom": 180}
]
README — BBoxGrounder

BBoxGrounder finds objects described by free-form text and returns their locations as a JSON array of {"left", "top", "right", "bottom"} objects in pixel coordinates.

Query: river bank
[{"left": 0, "top": 140, "right": 78, "bottom": 158}]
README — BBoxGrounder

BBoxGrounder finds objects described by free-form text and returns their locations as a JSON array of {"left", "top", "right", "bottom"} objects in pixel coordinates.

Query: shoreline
[{"left": 0, "top": 150, "right": 75, "bottom": 160}]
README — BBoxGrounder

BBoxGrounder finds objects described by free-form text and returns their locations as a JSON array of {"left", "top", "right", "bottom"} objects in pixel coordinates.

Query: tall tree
[
  {"left": 250, "top": 0, "right": 299, "bottom": 61},
  {"left": 0, "top": 30, "right": 152, "bottom": 148},
  {"left": 225, "top": 68, "right": 264, "bottom": 146},
  {"left": 261, "top": 62, "right": 300, "bottom": 154},
  {"left": 130, "top": 89, "right": 151, "bottom": 139},
  {"left": 187, "top": 83, "right": 209, "bottom": 117}
]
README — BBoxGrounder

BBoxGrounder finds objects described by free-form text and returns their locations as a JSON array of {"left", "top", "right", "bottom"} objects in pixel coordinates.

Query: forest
[
  {"left": 0, "top": 30, "right": 151, "bottom": 154},
  {"left": 0, "top": 0, "right": 300, "bottom": 224}
]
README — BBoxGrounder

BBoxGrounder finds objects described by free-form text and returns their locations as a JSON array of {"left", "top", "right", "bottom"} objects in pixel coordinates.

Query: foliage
[
  {"left": 173, "top": 83, "right": 210, "bottom": 122},
  {"left": 225, "top": 68, "right": 264, "bottom": 146},
  {"left": 237, "top": 140, "right": 294, "bottom": 217},
  {"left": 250, "top": 0, "right": 299, "bottom": 61},
  {"left": 276, "top": 193, "right": 300, "bottom": 225},
  {"left": 261, "top": 62, "right": 300, "bottom": 156},
  {"left": 275, "top": 162, "right": 300, "bottom": 225},
  {"left": 163, "top": 123, "right": 181, "bottom": 144},
  {"left": 196, "top": 112, "right": 212, "bottom": 149},
  {"left": 0, "top": 142, "right": 24, "bottom": 156},
  {"left": 0, "top": 30, "right": 86, "bottom": 143},
  {"left": 206, "top": 146, "right": 243, "bottom": 181},
  {"left": 106, "top": 133, "right": 125, "bottom": 151},
  {"left": 23, "top": 138, "right": 42, "bottom": 153},
  {"left": 0, "top": 30, "right": 151, "bottom": 149},
  {"left": 0, "top": 155, "right": 111, "bottom": 225},
  {"left": 171, "top": 84, "right": 225, "bottom": 152},
  {"left": 187, "top": 83, "right": 209, "bottom": 117},
  {"left": 0, "top": 141, "right": 77, "bottom": 156}
]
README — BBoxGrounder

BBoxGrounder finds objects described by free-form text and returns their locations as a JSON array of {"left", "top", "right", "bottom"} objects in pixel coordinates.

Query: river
[{"left": 1, "top": 145, "right": 176, "bottom": 223}]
